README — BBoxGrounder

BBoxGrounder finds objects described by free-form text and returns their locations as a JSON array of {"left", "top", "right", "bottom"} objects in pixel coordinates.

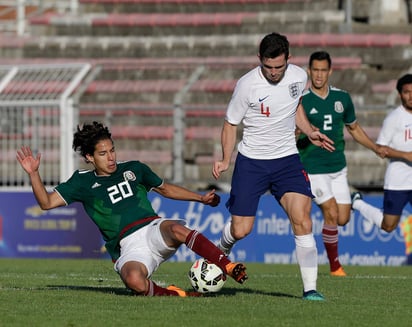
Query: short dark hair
[
  {"left": 259, "top": 32, "right": 289, "bottom": 60},
  {"left": 309, "top": 51, "right": 332, "bottom": 68},
  {"left": 396, "top": 74, "right": 412, "bottom": 93},
  {"left": 72, "top": 121, "right": 112, "bottom": 161}
]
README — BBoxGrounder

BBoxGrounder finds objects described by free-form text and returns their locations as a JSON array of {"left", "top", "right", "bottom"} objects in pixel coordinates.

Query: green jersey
[
  {"left": 55, "top": 161, "right": 163, "bottom": 261},
  {"left": 298, "top": 86, "right": 356, "bottom": 174}
]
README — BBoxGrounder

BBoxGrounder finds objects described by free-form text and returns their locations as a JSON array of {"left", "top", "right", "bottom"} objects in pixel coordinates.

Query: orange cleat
[
  {"left": 166, "top": 285, "right": 202, "bottom": 297},
  {"left": 330, "top": 266, "right": 347, "bottom": 277},
  {"left": 225, "top": 262, "right": 248, "bottom": 284}
]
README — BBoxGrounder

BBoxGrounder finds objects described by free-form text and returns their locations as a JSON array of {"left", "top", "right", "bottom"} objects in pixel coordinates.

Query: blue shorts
[
  {"left": 226, "top": 153, "right": 313, "bottom": 216},
  {"left": 383, "top": 189, "right": 412, "bottom": 215}
]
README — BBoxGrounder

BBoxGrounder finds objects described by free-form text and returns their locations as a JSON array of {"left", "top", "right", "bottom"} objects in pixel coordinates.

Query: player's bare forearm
[
  {"left": 154, "top": 183, "right": 220, "bottom": 206},
  {"left": 347, "top": 122, "right": 379, "bottom": 153},
  {"left": 17, "top": 146, "right": 64, "bottom": 210},
  {"left": 295, "top": 103, "right": 317, "bottom": 136},
  {"left": 30, "top": 175, "right": 54, "bottom": 209},
  {"left": 221, "top": 121, "right": 237, "bottom": 163},
  {"left": 379, "top": 145, "right": 412, "bottom": 161},
  {"left": 213, "top": 121, "right": 237, "bottom": 179}
]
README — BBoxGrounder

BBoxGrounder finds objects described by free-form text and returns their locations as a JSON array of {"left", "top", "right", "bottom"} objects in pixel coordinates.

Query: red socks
[
  {"left": 185, "top": 230, "right": 231, "bottom": 273},
  {"left": 142, "top": 230, "right": 232, "bottom": 296},
  {"left": 144, "top": 280, "right": 178, "bottom": 296},
  {"left": 322, "top": 224, "right": 341, "bottom": 272}
]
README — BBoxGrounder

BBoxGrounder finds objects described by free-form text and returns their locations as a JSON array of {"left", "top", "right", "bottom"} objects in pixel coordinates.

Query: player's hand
[
  {"left": 16, "top": 146, "right": 41, "bottom": 174},
  {"left": 212, "top": 160, "right": 229, "bottom": 180},
  {"left": 375, "top": 145, "right": 389, "bottom": 158},
  {"left": 308, "top": 131, "right": 335, "bottom": 152},
  {"left": 201, "top": 189, "right": 220, "bottom": 207}
]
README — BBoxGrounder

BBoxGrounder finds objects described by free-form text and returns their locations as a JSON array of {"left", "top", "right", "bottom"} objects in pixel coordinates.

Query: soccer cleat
[
  {"left": 302, "top": 290, "right": 325, "bottom": 301},
  {"left": 225, "top": 262, "right": 248, "bottom": 284},
  {"left": 330, "top": 266, "right": 347, "bottom": 277},
  {"left": 351, "top": 192, "right": 363, "bottom": 209},
  {"left": 166, "top": 285, "right": 202, "bottom": 297}
]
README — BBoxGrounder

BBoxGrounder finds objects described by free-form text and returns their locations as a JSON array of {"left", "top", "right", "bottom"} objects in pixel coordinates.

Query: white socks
[
  {"left": 218, "top": 221, "right": 236, "bottom": 255},
  {"left": 295, "top": 234, "right": 318, "bottom": 292},
  {"left": 352, "top": 198, "right": 384, "bottom": 228},
  {"left": 219, "top": 223, "right": 319, "bottom": 292}
]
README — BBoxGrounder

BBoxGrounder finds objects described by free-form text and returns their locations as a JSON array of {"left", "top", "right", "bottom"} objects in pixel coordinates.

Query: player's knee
[
  {"left": 231, "top": 227, "right": 251, "bottom": 240},
  {"left": 121, "top": 269, "right": 147, "bottom": 294},
  {"left": 291, "top": 218, "right": 313, "bottom": 235},
  {"left": 338, "top": 217, "right": 350, "bottom": 226},
  {"left": 381, "top": 223, "right": 397, "bottom": 233},
  {"left": 381, "top": 217, "right": 399, "bottom": 233}
]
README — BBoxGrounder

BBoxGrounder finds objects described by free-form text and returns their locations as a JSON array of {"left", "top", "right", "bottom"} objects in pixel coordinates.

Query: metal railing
[
  {"left": 0, "top": 62, "right": 91, "bottom": 187},
  {"left": 0, "top": 0, "right": 78, "bottom": 35}
]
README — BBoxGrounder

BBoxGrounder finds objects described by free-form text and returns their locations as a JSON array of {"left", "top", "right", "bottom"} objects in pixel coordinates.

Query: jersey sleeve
[
  {"left": 138, "top": 162, "right": 163, "bottom": 191},
  {"left": 343, "top": 92, "right": 357, "bottom": 125},
  {"left": 376, "top": 110, "right": 396, "bottom": 146},
  {"left": 54, "top": 171, "right": 84, "bottom": 205},
  {"left": 225, "top": 77, "right": 251, "bottom": 125}
]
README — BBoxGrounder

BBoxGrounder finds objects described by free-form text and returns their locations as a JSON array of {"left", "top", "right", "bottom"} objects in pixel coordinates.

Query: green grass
[{"left": 0, "top": 259, "right": 411, "bottom": 327}]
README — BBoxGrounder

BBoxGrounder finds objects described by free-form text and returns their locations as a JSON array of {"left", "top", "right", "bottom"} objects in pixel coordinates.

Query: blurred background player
[
  {"left": 297, "top": 51, "right": 383, "bottom": 276},
  {"left": 352, "top": 74, "right": 412, "bottom": 236},
  {"left": 212, "top": 33, "right": 335, "bottom": 301},
  {"left": 17, "top": 121, "right": 247, "bottom": 297}
]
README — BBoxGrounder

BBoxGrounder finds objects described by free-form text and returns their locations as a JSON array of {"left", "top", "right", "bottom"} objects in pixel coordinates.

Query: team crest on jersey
[
  {"left": 289, "top": 83, "right": 300, "bottom": 99},
  {"left": 334, "top": 101, "right": 344, "bottom": 113},
  {"left": 123, "top": 170, "right": 136, "bottom": 182}
]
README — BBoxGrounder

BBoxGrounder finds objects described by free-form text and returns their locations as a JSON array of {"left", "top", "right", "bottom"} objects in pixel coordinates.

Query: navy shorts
[
  {"left": 383, "top": 189, "right": 412, "bottom": 215},
  {"left": 226, "top": 153, "right": 313, "bottom": 216}
]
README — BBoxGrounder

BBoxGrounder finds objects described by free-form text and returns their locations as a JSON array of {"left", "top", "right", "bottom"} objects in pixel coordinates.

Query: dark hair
[
  {"left": 309, "top": 51, "right": 332, "bottom": 68},
  {"left": 396, "top": 74, "right": 412, "bottom": 93},
  {"left": 259, "top": 32, "right": 289, "bottom": 60},
  {"left": 72, "top": 121, "right": 112, "bottom": 161}
]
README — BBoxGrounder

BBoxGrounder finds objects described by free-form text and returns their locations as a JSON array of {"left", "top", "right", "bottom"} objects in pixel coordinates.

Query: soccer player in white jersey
[
  {"left": 212, "top": 32, "right": 335, "bottom": 301},
  {"left": 352, "top": 74, "right": 412, "bottom": 233}
]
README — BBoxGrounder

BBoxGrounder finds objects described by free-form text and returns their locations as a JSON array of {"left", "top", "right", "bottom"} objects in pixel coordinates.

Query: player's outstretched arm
[
  {"left": 378, "top": 145, "right": 412, "bottom": 162},
  {"left": 16, "top": 146, "right": 65, "bottom": 210},
  {"left": 154, "top": 183, "right": 220, "bottom": 207},
  {"left": 295, "top": 103, "right": 335, "bottom": 152},
  {"left": 346, "top": 121, "right": 379, "bottom": 153}
]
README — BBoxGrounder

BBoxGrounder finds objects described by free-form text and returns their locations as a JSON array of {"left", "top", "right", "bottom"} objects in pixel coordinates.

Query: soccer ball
[{"left": 188, "top": 258, "right": 226, "bottom": 293}]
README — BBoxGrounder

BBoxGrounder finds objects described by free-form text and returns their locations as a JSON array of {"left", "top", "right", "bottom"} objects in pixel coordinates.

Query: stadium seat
[
  {"left": 371, "top": 80, "right": 397, "bottom": 94},
  {"left": 287, "top": 33, "right": 411, "bottom": 48},
  {"left": 110, "top": 125, "right": 174, "bottom": 139},
  {"left": 115, "top": 149, "right": 172, "bottom": 163}
]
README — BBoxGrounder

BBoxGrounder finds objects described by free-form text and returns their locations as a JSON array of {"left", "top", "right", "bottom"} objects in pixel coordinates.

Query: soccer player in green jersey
[
  {"left": 297, "top": 51, "right": 381, "bottom": 276},
  {"left": 17, "top": 121, "right": 247, "bottom": 297}
]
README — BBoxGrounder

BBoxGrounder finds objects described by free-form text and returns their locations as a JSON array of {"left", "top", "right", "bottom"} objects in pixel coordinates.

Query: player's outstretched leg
[
  {"left": 185, "top": 230, "right": 248, "bottom": 284},
  {"left": 143, "top": 280, "right": 202, "bottom": 297}
]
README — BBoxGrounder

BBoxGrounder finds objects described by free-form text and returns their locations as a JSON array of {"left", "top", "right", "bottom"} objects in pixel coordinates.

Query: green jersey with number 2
[{"left": 298, "top": 86, "right": 356, "bottom": 174}]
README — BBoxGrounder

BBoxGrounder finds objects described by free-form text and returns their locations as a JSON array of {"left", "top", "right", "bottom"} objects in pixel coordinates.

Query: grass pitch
[{"left": 0, "top": 259, "right": 410, "bottom": 327}]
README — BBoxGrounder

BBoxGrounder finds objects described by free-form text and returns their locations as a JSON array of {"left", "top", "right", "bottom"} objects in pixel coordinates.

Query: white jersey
[
  {"left": 377, "top": 105, "right": 412, "bottom": 190},
  {"left": 226, "top": 64, "right": 307, "bottom": 159}
]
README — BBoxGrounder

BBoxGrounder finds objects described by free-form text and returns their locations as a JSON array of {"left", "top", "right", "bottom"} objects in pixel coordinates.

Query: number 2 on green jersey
[{"left": 324, "top": 114, "right": 332, "bottom": 131}]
